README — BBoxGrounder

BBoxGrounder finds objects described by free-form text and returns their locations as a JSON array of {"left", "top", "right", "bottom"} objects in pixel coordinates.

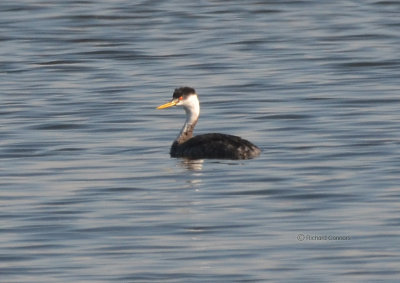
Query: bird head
[{"left": 156, "top": 87, "right": 198, "bottom": 110}]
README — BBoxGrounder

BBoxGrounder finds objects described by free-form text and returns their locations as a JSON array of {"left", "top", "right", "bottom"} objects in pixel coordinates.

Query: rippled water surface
[{"left": 1, "top": 0, "right": 400, "bottom": 282}]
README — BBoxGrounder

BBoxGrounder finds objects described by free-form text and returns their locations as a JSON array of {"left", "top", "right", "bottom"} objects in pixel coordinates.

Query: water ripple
[{"left": 1, "top": 0, "right": 400, "bottom": 282}]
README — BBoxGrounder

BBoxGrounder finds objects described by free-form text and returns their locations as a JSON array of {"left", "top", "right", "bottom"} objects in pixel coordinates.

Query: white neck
[
  {"left": 176, "top": 94, "right": 200, "bottom": 143},
  {"left": 183, "top": 94, "right": 200, "bottom": 125}
]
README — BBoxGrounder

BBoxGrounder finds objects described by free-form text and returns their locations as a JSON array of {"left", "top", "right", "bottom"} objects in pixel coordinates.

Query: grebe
[{"left": 157, "top": 87, "right": 261, "bottom": 160}]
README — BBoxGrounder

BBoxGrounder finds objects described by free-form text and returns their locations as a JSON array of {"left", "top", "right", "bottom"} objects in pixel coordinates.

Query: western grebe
[{"left": 157, "top": 87, "right": 261, "bottom": 160}]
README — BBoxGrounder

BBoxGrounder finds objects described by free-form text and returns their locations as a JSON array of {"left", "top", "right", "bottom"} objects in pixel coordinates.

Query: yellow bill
[{"left": 156, "top": 100, "right": 178, "bottom": 109}]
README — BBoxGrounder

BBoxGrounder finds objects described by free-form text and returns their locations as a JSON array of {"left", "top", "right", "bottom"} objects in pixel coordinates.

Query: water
[{"left": 1, "top": 0, "right": 400, "bottom": 281}]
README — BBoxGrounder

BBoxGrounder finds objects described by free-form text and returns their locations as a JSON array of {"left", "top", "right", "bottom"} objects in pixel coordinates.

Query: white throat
[
  {"left": 183, "top": 94, "right": 200, "bottom": 125},
  {"left": 176, "top": 94, "right": 200, "bottom": 142}
]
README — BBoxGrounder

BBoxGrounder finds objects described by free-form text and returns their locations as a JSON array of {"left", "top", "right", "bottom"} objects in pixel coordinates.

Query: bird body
[
  {"left": 157, "top": 87, "right": 260, "bottom": 160},
  {"left": 171, "top": 133, "right": 260, "bottom": 159}
]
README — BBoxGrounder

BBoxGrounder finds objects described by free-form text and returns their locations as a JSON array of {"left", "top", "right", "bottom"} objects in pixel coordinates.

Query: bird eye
[{"left": 179, "top": 96, "right": 183, "bottom": 100}]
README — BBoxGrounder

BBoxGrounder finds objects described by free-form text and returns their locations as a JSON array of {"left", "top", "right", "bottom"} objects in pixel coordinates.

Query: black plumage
[
  {"left": 171, "top": 133, "right": 260, "bottom": 159},
  {"left": 172, "top": 87, "right": 195, "bottom": 99}
]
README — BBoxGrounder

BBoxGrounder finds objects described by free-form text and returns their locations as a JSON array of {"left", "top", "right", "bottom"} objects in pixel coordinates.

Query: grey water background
[{"left": 1, "top": 0, "right": 400, "bottom": 282}]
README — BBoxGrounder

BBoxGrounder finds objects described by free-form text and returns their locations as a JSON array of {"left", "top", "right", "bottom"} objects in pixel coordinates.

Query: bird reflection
[{"left": 180, "top": 158, "right": 204, "bottom": 171}]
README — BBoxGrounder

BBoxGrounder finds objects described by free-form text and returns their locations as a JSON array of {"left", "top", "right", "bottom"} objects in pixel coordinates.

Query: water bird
[{"left": 157, "top": 87, "right": 261, "bottom": 160}]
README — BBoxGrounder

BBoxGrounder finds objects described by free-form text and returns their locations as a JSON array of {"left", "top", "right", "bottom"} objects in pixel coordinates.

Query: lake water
[{"left": 1, "top": 0, "right": 400, "bottom": 282}]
